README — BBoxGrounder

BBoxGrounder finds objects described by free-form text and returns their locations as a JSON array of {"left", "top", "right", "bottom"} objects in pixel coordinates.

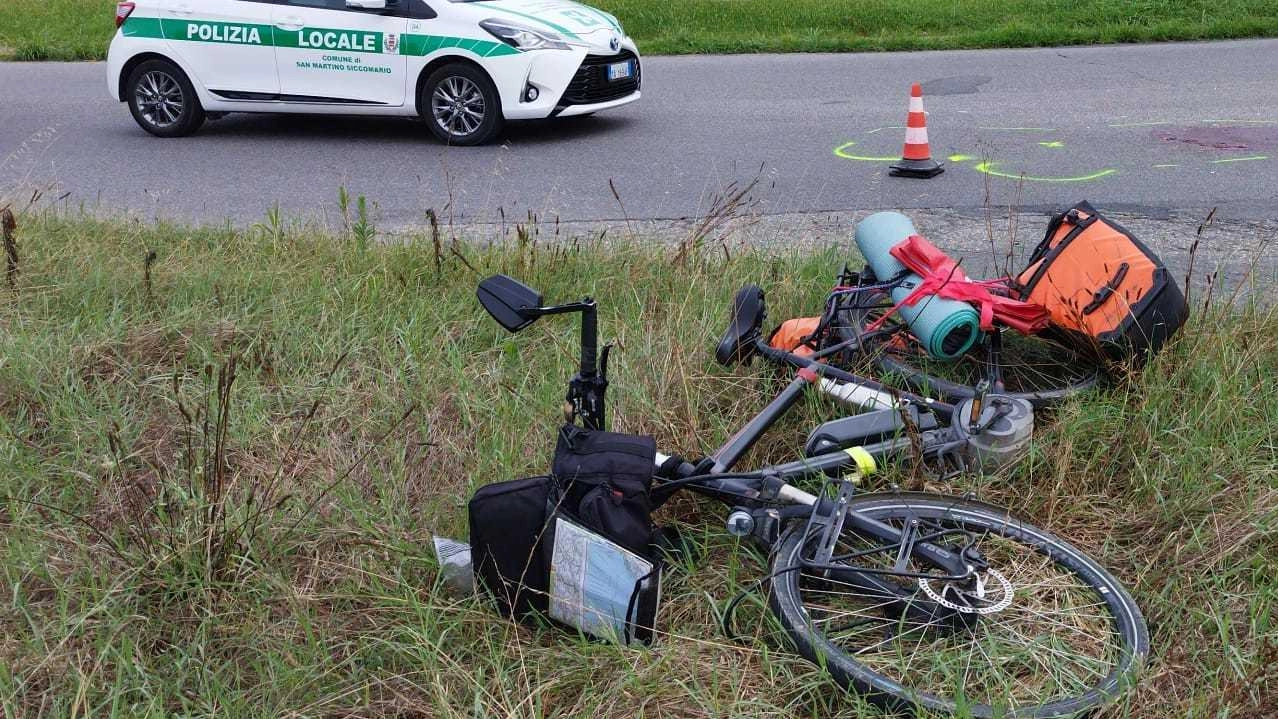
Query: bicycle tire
[{"left": 768, "top": 492, "right": 1148, "bottom": 718}]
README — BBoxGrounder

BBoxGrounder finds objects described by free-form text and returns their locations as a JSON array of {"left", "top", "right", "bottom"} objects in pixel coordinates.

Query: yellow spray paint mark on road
[
  {"left": 833, "top": 141, "right": 898, "bottom": 162},
  {"left": 1201, "top": 120, "right": 1277, "bottom": 125},
  {"left": 836, "top": 117, "right": 1275, "bottom": 179},
  {"left": 1108, "top": 120, "right": 1172, "bottom": 128},
  {"left": 1211, "top": 155, "right": 1268, "bottom": 164},
  {"left": 973, "top": 161, "right": 1116, "bottom": 183},
  {"left": 836, "top": 143, "right": 1116, "bottom": 182}
]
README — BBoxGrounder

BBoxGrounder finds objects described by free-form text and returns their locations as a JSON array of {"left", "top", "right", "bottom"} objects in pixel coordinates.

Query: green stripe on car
[
  {"left": 399, "top": 33, "right": 519, "bottom": 57},
  {"left": 277, "top": 26, "right": 383, "bottom": 53},
  {"left": 121, "top": 16, "right": 518, "bottom": 58},
  {"left": 123, "top": 17, "right": 276, "bottom": 46},
  {"left": 557, "top": 6, "right": 617, "bottom": 32},
  {"left": 575, "top": 4, "right": 621, "bottom": 32}
]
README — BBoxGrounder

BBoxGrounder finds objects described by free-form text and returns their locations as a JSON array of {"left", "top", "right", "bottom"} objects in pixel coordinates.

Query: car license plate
[{"left": 607, "top": 61, "right": 633, "bottom": 81}]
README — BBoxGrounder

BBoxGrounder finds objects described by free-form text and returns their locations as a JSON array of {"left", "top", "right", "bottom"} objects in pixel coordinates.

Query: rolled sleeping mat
[{"left": 854, "top": 212, "right": 981, "bottom": 360}]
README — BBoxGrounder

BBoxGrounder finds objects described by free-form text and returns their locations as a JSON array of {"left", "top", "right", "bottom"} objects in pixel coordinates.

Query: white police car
[{"left": 108, "top": 0, "right": 640, "bottom": 144}]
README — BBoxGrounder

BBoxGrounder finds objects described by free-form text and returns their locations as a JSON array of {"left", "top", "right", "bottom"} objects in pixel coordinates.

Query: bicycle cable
[
  {"left": 721, "top": 564, "right": 803, "bottom": 641},
  {"left": 651, "top": 471, "right": 764, "bottom": 499}
]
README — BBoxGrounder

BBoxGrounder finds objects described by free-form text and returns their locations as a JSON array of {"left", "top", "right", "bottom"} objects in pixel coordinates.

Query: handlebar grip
[{"left": 580, "top": 304, "right": 598, "bottom": 378}]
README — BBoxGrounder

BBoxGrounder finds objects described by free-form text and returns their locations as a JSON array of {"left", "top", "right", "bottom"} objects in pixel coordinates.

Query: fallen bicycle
[{"left": 460, "top": 245, "right": 1156, "bottom": 716}]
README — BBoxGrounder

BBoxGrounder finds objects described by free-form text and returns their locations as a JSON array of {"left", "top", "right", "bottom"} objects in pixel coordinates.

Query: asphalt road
[{"left": 2, "top": 40, "right": 1278, "bottom": 227}]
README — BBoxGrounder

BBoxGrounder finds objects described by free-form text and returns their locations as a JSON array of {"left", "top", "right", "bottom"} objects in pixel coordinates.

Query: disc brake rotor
[{"left": 918, "top": 568, "right": 1014, "bottom": 615}]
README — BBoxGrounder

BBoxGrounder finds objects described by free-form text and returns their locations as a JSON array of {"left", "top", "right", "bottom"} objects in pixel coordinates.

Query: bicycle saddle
[{"left": 715, "top": 285, "right": 767, "bottom": 366}]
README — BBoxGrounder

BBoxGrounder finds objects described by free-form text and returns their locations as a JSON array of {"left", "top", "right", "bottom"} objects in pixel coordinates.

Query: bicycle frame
[{"left": 649, "top": 356, "right": 972, "bottom": 579}]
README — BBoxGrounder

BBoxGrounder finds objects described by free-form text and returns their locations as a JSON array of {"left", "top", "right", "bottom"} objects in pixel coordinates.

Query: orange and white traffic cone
[{"left": 889, "top": 83, "right": 944, "bottom": 178}]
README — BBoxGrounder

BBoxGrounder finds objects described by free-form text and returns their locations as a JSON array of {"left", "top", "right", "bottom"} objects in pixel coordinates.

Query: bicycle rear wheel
[
  {"left": 768, "top": 492, "right": 1148, "bottom": 717},
  {"left": 830, "top": 294, "right": 1102, "bottom": 408}
]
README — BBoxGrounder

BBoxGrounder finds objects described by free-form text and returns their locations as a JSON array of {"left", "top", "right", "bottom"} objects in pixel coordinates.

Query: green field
[
  {"left": 0, "top": 210, "right": 1274, "bottom": 716},
  {"left": 3, "top": 0, "right": 1278, "bottom": 60}
]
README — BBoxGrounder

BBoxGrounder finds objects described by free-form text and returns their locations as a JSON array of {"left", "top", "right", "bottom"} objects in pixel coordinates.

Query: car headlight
[{"left": 479, "top": 20, "right": 571, "bottom": 51}]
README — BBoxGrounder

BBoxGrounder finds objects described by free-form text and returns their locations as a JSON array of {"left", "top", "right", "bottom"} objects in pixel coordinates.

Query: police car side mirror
[{"left": 345, "top": 0, "right": 389, "bottom": 10}]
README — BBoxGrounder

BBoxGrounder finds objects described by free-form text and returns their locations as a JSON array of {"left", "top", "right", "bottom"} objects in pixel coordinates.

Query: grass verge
[
  {"left": 3, "top": 0, "right": 1278, "bottom": 60},
  {"left": 597, "top": 0, "right": 1278, "bottom": 55},
  {"left": 0, "top": 211, "right": 1274, "bottom": 717},
  {"left": 0, "top": 0, "right": 117, "bottom": 62}
]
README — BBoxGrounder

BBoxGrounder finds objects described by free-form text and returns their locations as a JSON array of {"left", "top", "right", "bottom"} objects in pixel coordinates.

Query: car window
[
  {"left": 279, "top": 0, "right": 433, "bottom": 15},
  {"left": 405, "top": 0, "right": 435, "bottom": 18},
  {"left": 283, "top": 0, "right": 349, "bottom": 9}
]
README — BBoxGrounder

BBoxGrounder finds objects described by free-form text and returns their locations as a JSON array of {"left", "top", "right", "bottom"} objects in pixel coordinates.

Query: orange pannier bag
[{"left": 1015, "top": 201, "right": 1187, "bottom": 360}]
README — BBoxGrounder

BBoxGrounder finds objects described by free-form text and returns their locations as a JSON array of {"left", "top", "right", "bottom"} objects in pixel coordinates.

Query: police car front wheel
[
  {"left": 126, "top": 60, "right": 205, "bottom": 138},
  {"left": 421, "top": 64, "right": 502, "bottom": 146}
]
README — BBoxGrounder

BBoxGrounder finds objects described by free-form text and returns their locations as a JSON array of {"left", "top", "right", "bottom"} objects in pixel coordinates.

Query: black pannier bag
[
  {"left": 467, "top": 474, "right": 557, "bottom": 618},
  {"left": 467, "top": 425, "right": 662, "bottom": 645}
]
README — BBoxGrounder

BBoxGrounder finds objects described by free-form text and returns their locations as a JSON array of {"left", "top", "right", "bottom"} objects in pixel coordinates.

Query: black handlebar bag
[
  {"left": 551, "top": 424, "right": 658, "bottom": 556},
  {"left": 468, "top": 425, "right": 662, "bottom": 645}
]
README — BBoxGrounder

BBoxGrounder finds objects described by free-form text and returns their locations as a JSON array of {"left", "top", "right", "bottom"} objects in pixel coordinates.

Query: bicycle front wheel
[{"left": 768, "top": 492, "right": 1148, "bottom": 717}]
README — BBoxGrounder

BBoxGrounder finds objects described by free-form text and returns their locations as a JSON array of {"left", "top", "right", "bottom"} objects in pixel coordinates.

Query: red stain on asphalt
[{"left": 1154, "top": 126, "right": 1278, "bottom": 151}]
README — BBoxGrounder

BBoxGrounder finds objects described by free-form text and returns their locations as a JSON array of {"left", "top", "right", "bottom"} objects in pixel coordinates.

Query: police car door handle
[
  {"left": 172, "top": 3, "right": 193, "bottom": 15},
  {"left": 276, "top": 15, "right": 305, "bottom": 30}
]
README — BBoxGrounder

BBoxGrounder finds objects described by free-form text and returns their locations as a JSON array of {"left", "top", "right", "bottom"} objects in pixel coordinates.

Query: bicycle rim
[{"left": 768, "top": 492, "right": 1148, "bottom": 717}]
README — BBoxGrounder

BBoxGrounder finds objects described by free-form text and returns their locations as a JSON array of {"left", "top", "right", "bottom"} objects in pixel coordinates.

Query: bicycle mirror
[{"left": 478, "top": 274, "right": 543, "bottom": 332}]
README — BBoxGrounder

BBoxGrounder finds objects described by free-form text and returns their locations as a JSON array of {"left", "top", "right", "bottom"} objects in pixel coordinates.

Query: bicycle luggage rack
[{"left": 805, "top": 475, "right": 861, "bottom": 565}]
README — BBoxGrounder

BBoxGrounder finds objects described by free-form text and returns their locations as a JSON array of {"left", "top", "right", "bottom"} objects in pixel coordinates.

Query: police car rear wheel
[
  {"left": 422, "top": 64, "right": 502, "bottom": 146},
  {"left": 127, "top": 60, "right": 205, "bottom": 138}
]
